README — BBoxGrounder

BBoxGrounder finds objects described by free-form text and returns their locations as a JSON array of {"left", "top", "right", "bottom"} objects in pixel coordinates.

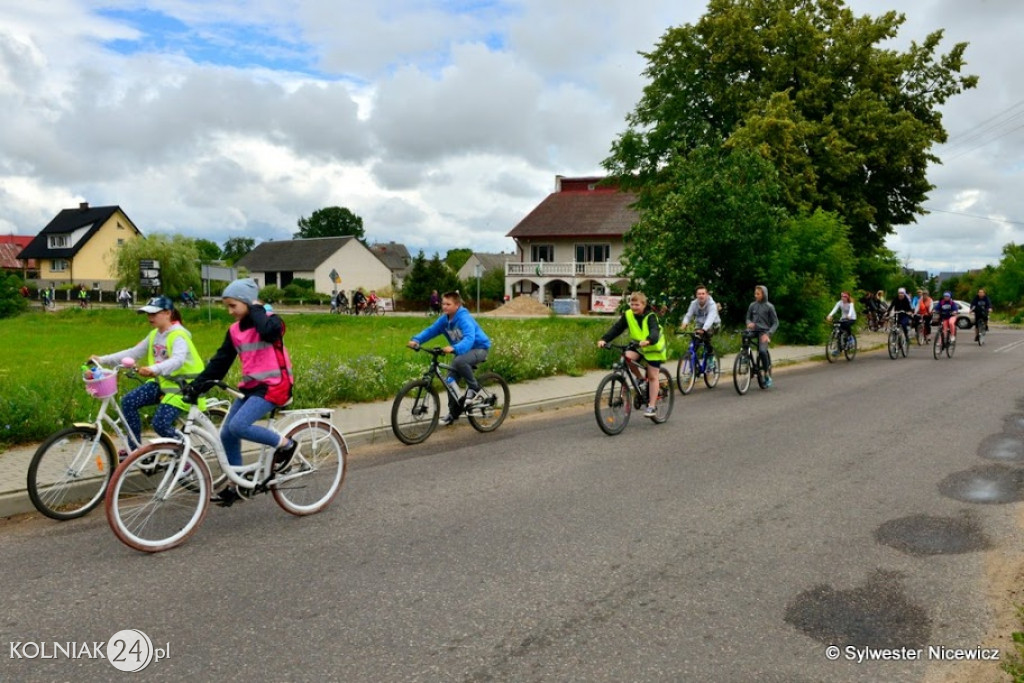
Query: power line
[{"left": 922, "top": 206, "right": 1024, "bottom": 227}]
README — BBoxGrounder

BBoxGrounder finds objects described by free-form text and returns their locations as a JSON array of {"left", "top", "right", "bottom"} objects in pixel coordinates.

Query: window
[
  {"left": 48, "top": 234, "right": 70, "bottom": 249},
  {"left": 51, "top": 259, "right": 68, "bottom": 272},
  {"left": 531, "top": 245, "right": 554, "bottom": 262},
  {"left": 575, "top": 244, "right": 610, "bottom": 262}
]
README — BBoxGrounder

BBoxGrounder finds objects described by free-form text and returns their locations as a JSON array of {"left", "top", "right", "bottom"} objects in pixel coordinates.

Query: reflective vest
[
  {"left": 625, "top": 310, "right": 667, "bottom": 361},
  {"left": 147, "top": 327, "right": 205, "bottom": 411},
  {"left": 229, "top": 322, "right": 293, "bottom": 390}
]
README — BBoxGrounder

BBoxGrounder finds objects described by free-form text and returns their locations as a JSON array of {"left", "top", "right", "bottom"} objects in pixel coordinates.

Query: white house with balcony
[{"left": 505, "top": 175, "right": 636, "bottom": 312}]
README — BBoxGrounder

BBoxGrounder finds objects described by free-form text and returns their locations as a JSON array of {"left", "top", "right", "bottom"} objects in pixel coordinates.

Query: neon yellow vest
[
  {"left": 146, "top": 327, "right": 206, "bottom": 411},
  {"left": 625, "top": 310, "right": 667, "bottom": 361}
]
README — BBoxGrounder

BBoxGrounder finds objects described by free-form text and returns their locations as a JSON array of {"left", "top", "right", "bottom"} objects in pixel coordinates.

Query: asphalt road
[{"left": 4, "top": 329, "right": 1024, "bottom": 682}]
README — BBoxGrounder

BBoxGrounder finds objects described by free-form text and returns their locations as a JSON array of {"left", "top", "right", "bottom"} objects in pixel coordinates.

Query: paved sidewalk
[{"left": 0, "top": 339, "right": 870, "bottom": 519}]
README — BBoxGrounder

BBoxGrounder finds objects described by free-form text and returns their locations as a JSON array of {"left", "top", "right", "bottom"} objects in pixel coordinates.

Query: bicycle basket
[{"left": 84, "top": 371, "right": 118, "bottom": 398}]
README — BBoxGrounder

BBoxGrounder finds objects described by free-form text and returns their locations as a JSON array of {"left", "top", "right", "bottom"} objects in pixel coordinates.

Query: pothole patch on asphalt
[
  {"left": 784, "top": 569, "right": 931, "bottom": 648},
  {"left": 978, "top": 433, "right": 1024, "bottom": 463},
  {"left": 874, "top": 513, "right": 990, "bottom": 555},
  {"left": 1003, "top": 414, "right": 1024, "bottom": 436},
  {"left": 937, "top": 464, "right": 1024, "bottom": 504}
]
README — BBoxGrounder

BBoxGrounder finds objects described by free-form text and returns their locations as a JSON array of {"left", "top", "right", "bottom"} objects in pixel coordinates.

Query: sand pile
[{"left": 485, "top": 295, "right": 552, "bottom": 316}]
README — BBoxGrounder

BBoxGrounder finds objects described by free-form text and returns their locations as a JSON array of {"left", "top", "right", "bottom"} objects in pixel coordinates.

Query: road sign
[
  {"left": 329, "top": 269, "right": 340, "bottom": 283},
  {"left": 140, "top": 278, "right": 161, "bottom": 288},
  {"left": 139, "top": 260, "right": 160, "bottom": 269}
]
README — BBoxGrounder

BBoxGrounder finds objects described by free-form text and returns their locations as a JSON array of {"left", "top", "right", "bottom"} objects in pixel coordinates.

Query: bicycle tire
[
  {"left": 703, "top": 352, "right": 721, "bottom": 388},
  {"left": 375, "top": 304, "right": 385, "bottom": 316},
  {"left": 888, "top": 330, "right": 899, "bottom": 359},
  {"left": 933, "top": 331, "right": 943, "bottom": 360},
  {"left": 733, "top": 352, "right": 752, "bottom": 395},
  {"left": 105, "top": 443, "right": 211, "bottom": 553},
  {"left": 467, "top": 372, "right": 510, "bottom": 433},
  {"left": 272, "top": 419, "right": 347, "bottom": 516},
  {"left": 650, "top": 367, "right": 674, "bottom": 424},
  {"left": 977, "top": 320, "right": 987, "bottom": 346},
  {"left": 825, "top": 331, "right": 838, "bottom": 364},
  {"left": 676, "top": 353, "right": 696, "bottom": 394},
  {"left": 27, "top": 426, "right": 115, "bottom": 520},
  {"left": 899, "top": 330, "right": 908, "bottom": 358},
  {"left": 843, "top": 334, "right": 858, "bottom": 361},
  {"left": 594, "top": 372, "right": 630, "bottom": 436},
  {"left": 391, "top": 379, "right": 440, "bottom": 445},
  {"left": 947, "top": 336, "right": 956, "bottom": 358}
]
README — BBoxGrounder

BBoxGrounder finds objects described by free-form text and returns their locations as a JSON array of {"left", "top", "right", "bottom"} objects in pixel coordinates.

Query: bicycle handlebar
[{"left": 409, "top": 346, "right": 448, "bottom": 357}]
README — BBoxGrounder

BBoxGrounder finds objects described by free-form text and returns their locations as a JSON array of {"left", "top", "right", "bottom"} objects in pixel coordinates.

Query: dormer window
[{"left": 48, "top": 234, "right": 71, "bottom": 249}]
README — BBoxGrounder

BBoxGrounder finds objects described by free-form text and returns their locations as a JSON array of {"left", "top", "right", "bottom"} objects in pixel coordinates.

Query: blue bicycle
[{"left": 676, "top": 331, "right": 721, "bottom": 395}]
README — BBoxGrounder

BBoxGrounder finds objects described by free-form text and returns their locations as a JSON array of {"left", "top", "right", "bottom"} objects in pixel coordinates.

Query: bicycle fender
[
  {"left": 71, "top": 423, "right": 116, "bottom": 454},
  {"left": 146, "top": 437, "right": 183, "bottom": 448}
]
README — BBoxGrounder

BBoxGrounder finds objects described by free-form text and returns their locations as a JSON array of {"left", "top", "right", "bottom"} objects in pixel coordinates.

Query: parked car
[{"left": 931, "top": 299, "right": 974, "bottom": 329}]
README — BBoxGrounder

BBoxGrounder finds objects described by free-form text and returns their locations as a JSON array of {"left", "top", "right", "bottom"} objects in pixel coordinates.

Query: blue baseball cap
[{"left": 138, "top": 295, "right": 175, "bottom": 314}]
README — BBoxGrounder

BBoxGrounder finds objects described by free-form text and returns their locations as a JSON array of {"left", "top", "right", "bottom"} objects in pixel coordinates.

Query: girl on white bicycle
[{"left": 186, "top": 279, "right": 297, "bottom": 507}]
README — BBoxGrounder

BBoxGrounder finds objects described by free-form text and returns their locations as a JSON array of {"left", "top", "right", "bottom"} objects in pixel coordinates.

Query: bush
[
  {"left": 0, "top": 273, "right": 29, "bottom": 319},
  {"left": 259, "top": 285, "right": 285, "bottom": 303}
]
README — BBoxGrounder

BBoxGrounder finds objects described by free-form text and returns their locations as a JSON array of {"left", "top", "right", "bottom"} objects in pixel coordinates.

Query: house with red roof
[
  {"left": 0, "top": 235, "right": 35, "bottom": 276},
  {"left": 505, "top": 176, "right": 636, "bottom": 312}
]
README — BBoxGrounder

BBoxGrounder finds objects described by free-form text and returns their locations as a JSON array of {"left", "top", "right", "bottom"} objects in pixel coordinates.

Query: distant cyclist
[
  {"left": 680, "top": 284, "right": 720, "bottom": 357},
  {"left": 826, "top": 291, "right": 857, "bottom": 355},
  {"left": 885, "top": 287, "right": 913, "bottom": 342},
  {"left": 916, "top": 289, "right": 934, "bottom": 343},
  {"left": 745, "top": 285, "right": 779, "bottom": 388},
  {"left": 935, "top": 291, "right": 959, "bottom": 344},
  {"left": 970, "top": 288, "right": 992, "bottom": 342}
]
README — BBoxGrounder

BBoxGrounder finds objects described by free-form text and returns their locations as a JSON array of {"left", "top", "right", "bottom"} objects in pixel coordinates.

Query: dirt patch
[{"left": 484, "top": 295, "right": 553, "bottom": 317}]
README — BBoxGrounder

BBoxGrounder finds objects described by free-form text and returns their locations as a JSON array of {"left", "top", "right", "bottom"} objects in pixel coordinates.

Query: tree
[
  {"left": 461, "top": 267, "right": 505, "bottom": 307},
  {"left": 445, "top": 248, "right": 473, "bottom": 273},
  {"left": 401, "top": 251, "right": 461, "bottom": 308},
  {"left": 295, "top": 206, "right": 365, "bottom": 240},
  {"left": 111, "top": 234, "right": 200, "bottom": 296},
  {"left": 603, "top": 0, "right": 978, "bottom": 258},
  {"left": 222, "top": 237, "right": 255, "bottom": 265},
  {"left": 194, "top": 238, "right": 222, "bottom": 263},
  {"left": 0, "top": 273, "right": 28, "bottom": 319}
]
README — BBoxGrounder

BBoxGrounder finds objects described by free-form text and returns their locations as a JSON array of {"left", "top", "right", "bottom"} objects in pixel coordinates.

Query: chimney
[{"left": 79, "top": 202, "right": 89, "bottom": 211}]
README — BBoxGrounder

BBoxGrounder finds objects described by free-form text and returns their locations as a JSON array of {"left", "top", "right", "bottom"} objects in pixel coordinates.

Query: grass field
[{"left": 1, "top": 306, "right": 678, "bottom": 447}]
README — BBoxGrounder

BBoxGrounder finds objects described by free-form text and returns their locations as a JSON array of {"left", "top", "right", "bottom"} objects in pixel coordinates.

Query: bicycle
[
  {"left": 594, "top": 342, "right": 674, "bottom": 435},
  {"left": 887, "top": 314, "right": 911, "bottom": 360},
  {"left": 105, "top": 379, "right": 347, "bottom": 553},
  {"left": 825, "top": 321, "right": 857, "bottom": 363},
  {"left": 974, "top": 314, "right": 989, "bottom": 346},
  {"left": 26, "top": 362, "right": 227, "bottom": 521},
  {"left": 41, "top": 293, "right": 56, "bottom": 311},
  {"left": 676, "top": 331, "right": 721, "bottom": 394},
  {"left": 733, "top": 330, "right": 770, "bottom": 395},
  {"left": 391, "top": 347, "right": 510, "bottom": 445},
  {"left": 933, "top": 321, "right": 957, "bottom": 359}
]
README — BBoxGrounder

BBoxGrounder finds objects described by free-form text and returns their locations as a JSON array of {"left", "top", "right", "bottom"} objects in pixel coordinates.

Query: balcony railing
[{"left": 505, "top": 261, "right": 625, "bottom": 278}]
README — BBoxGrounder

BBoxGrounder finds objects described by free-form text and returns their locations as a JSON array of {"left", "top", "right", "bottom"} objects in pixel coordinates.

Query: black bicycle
[
  {"left": 391, "top": 347, "right": 510, "bottom": 445},
  {"left": 974, "top": 314, "right": 989, "bottom": 346},
  {"left": 887, "top": 314, "right": 910, "bottom": 360},
  {"left": 676, "top": 331, "right": 721, "bottom": 394},
  {"left": 733, "top": 330, "right": 770, "bottom": 395},
  {"left": 933, "top": 321, "right": 957, "bottom": 359},
  {"left": 594, "top": 342, "right": 674, "bottom": 436},
  {"left": 825, "top": 320, "right": 857, "bottom": 363}
]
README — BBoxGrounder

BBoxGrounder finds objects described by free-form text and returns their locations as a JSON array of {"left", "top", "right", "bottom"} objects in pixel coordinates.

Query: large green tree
[
  {"left": 221, "top": 237, "right": 255, "bottom": 265},
  {"left": 295, "top": 206, "right": 365, "bottom": 240},
  {"left": 111, "top": 234, "right": 200, "bottom": 296},
  {"left": 445, "top": 248, "right": 473, "bottom": 272},
  {"left": 194, "top": 238, "right": 222, "bottom": 263},
  {"left": 603, "top": 0, "right": 977, "bottom": 256}
]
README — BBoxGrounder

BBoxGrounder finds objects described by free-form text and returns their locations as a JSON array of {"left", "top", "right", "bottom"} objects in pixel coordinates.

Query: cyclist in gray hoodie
[{"left": 746, "top": 285, "right": 779, "bottom": 387}]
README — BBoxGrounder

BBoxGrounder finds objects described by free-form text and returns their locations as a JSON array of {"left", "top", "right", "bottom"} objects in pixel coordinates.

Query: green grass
[{"left": 1, "top": 307, "right": 712, "bottom": 447}]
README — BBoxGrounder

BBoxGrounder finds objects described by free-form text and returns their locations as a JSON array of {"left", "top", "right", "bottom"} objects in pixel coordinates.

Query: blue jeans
[
  {"left": 221, "top": 395, "right": 282, "bottom": 467},
  {"left": 121, "top": 381, "right": 181, "bottom": 444},
  {"left": 446, "top": 348, "right": 488, "bottom": 416}
]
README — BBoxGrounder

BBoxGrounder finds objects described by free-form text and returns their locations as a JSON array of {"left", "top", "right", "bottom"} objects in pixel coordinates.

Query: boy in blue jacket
[{"left": 408, "top": 291, "right": 492, "bottom": 425}]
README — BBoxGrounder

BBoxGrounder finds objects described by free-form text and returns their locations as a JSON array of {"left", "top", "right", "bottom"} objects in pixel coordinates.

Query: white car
[{"left": 930, "top": 299, "right": 974, "bottom": 330}]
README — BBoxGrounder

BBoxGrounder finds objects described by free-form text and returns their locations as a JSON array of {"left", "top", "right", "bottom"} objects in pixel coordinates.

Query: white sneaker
[{"left": 643, "top": 404, "right": 657, "bottom": 417}]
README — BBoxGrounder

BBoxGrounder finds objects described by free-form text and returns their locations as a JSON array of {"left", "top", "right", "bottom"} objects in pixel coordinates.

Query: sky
[{"left": 0, "top": 0, "right": 1021, "bottom": 276}]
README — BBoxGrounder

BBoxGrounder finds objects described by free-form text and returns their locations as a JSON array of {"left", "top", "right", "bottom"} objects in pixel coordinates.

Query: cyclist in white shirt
[
  {"left": 826, "top": 292, "right": 857, "bottom": 356},
  {"left": 680, "top": 285, "right": 721, "bottom": 357}
]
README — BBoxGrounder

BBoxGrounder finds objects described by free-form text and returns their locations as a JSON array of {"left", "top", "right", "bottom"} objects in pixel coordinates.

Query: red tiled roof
[
  {"left": 0, "top": 241, "right": 32, "bottom": 269},
  {"left": 506, "top": 182, "right": 639, "bottom": 239}
]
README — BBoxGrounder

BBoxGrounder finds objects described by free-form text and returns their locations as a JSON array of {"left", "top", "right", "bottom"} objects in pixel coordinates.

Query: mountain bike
[
  {"left": 594, "top": 342, "right": 673, "bottom": 436},
  {"left": 105, "top": 379, "right": 347, "bottom": 553},
  {"left": 887, "top": 314, "right": 910, "bottom": 360},
  {"left": 933, "top": 321, "right": 957, "bottom": 359},
  {"left": 26, "top": 362, "right": 227, "bottom": 521},
  {"left": 733, "top": 330, "right": 770, "bottom": 395},
  {"left": 825, "top": 321, "right": 857, "bottom": 363},
  {"left": 676, "top": 331, "right": 720, "bottom": 394},
  {"left": 391, "top": 347, "right": 510, "bottom": 445}
]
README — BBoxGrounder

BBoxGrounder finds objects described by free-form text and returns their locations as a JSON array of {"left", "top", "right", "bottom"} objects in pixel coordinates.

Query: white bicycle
[{"left": 104, "top": 379, "right": 348, "bottom": 553}]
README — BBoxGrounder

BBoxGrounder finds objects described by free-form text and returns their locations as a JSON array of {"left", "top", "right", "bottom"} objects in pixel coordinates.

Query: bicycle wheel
[
  {"left": 105, "top": 444, "right": 211, "bottom": 553},
  {"left": 676, "top": 353, "right": 696, "bottom": 394},
  {"left": 933, "top": 332, "right": 942, "bottom": 360},
  {"left": 844, "top": 334, "right": 858, "bottom": 361},
  {"left": 272, "top": 419, "right": 347, "bottom": 515},
  {"left": 467, "top": 372, "right": 510, "bottom": 433},
  {"left": 887, "top": 330, "right": 899, "bottom": 359},
  {"left": 703, "top": 352, "right": 721, "bottom": 388},
  {"left": 947, "top": 335, "right": 956, "bottom": 358},
  {"left": 375, "top": 304, "right": 385, "bottom": 316},
  {"left": 899, "top": 330, "right": 909, "bottom": 358},
  {"left": 594, "top": 372, "right": 630, "bottom": 436},
  {"left": 391, "top": 379, "right": 440, "bottom": 445},
  {"left": 733, "top": 352, "right": 752, "bottom": 395},
  {"left": 27, "top": 426, "right": 115, "bottom": 520},
  {"left": 650, "top": 367, "right": 674, "bottom": 424},
  {"left": 977, "top": 320, "right": 987, "bottom": 346},
  {"left": 826, "top": 331, "right": 838, "bottom": 364}
]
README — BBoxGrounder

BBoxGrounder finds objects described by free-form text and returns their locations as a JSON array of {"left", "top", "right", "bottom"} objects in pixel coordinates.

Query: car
[{"left": 930, "top": 299, "right": 974, "bottom": 330}]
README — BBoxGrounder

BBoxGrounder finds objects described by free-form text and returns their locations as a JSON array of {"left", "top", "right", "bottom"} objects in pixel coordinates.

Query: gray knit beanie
[{"left": 222, "top": 278, "right": 259, "bottom": 305}]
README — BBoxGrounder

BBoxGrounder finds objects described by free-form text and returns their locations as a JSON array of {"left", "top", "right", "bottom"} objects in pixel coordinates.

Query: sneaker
[
  {"left": 210, "top": 487, "right": 241, "bottom": 508},
  {"left": 464, "top": 389, "right": 485, "bottom": 407},
  {"left": 273, "top": 439, "right": 297, "bottom": 472},
  {"left": 644, "top": 404, "right": 657, "bottom": 417},
  {"left": 441, "top": 414, "right": 458, "bottom": 426},
  {"left": 765, "top": 376, "right": 774, "bottom": 388}
]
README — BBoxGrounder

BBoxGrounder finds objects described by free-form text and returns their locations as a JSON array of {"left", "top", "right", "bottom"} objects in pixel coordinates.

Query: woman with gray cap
[{"left": 187, "top": 279, "right": 296, "bottom": 507}]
